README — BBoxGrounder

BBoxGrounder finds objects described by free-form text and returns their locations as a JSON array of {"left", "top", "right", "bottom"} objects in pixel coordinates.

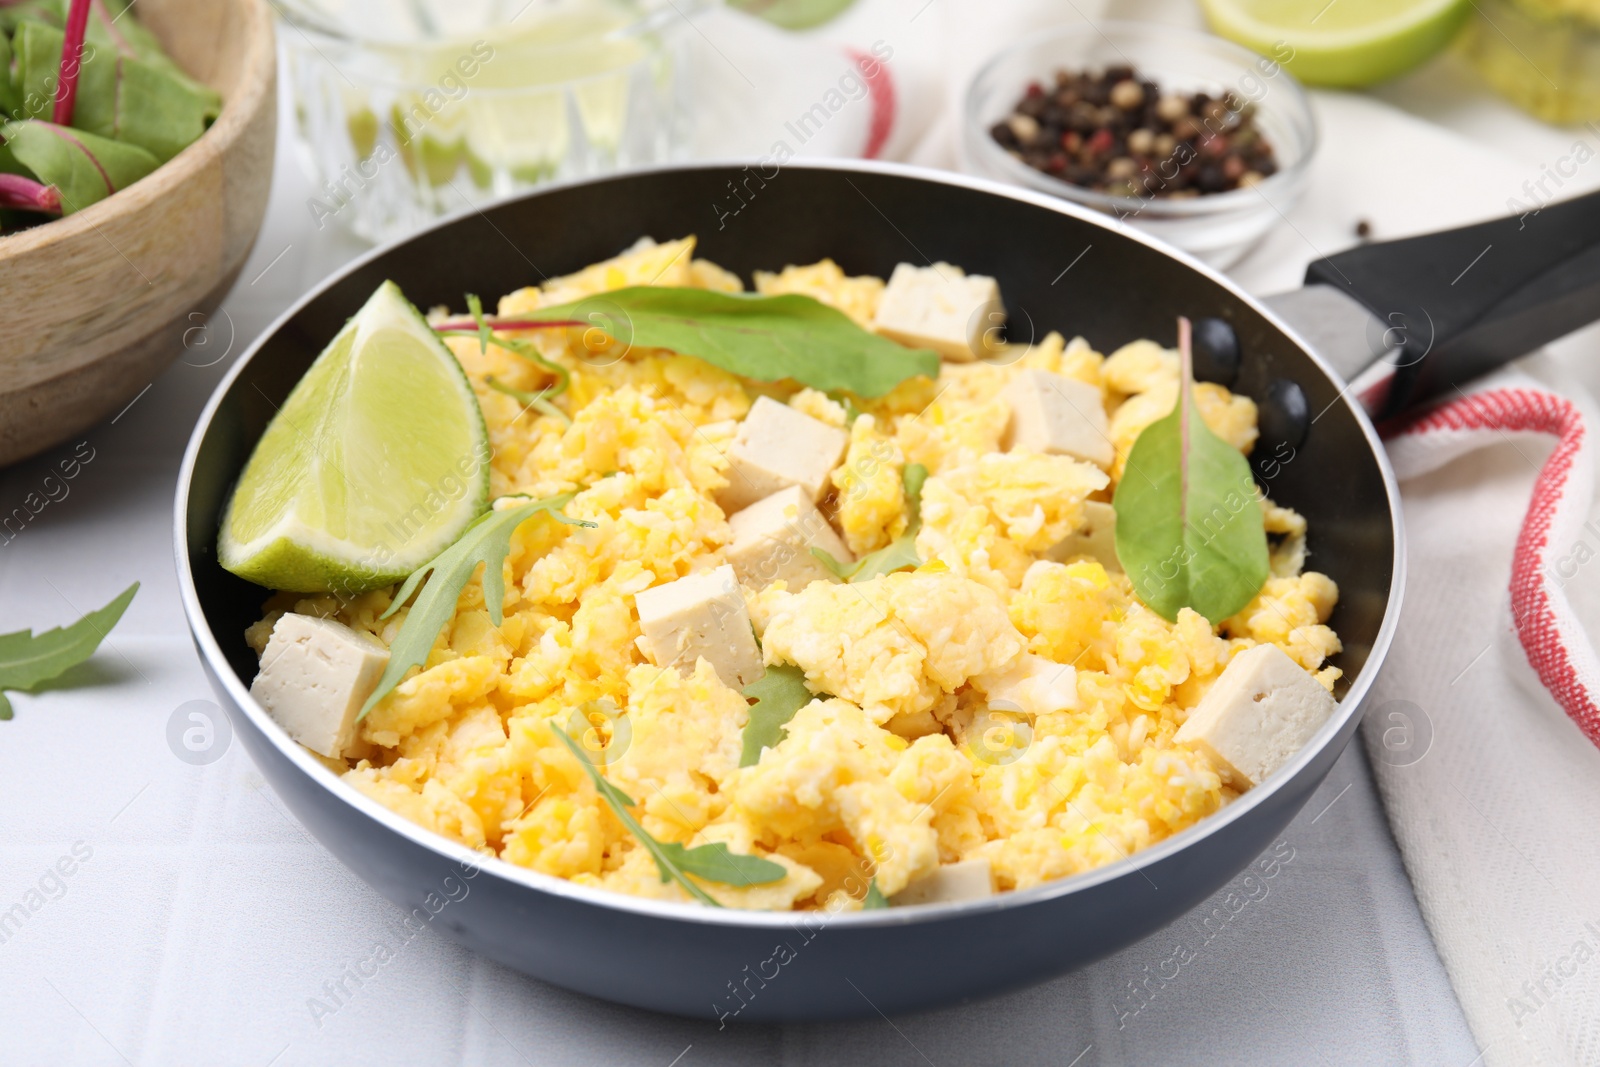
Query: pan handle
[{"left": 1303, "top": 187, "right": 1600, "bottom": 418}]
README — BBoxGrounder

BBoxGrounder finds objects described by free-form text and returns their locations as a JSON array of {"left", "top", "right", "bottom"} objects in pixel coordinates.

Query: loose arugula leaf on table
[
  {"left": 441, "top": 288, "right": 941, "bottom": 399},
  {"left": 0, "top": 119, "right": 157, "bottom": 214},
  {"left": 1112, "top": 317, "right": 1268, "bottom": 623},
  {"left": 863, "top": 880, "right": 889, "bottom": 909},
  {"left": 551, "top": 726, "right": 786, "bottom": 906},
  {"left": 14, "top": 20, "right": 220, "bottom": 163},
  {"left": 739, "top": 663, "right": 821, "bottom": 768},
  {"left": 0, "top": 582, "right": 137, "bottom": 719},
  {"left": 359, "top": 496, "right": 595, "bottom": 719},
  {"left": 812, "top": 463, "right": 929, "bottom": 583}
]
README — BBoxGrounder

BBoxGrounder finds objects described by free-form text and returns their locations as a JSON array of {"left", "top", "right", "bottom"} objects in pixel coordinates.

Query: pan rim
[{"left": 175, "top": 157, "right": 1406, "bottom": 929}]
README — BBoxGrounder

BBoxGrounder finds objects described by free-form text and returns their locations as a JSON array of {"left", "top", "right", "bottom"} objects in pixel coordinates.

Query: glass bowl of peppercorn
[{"left": 963, "top": 21, "right": 1317, "bottom": 268}]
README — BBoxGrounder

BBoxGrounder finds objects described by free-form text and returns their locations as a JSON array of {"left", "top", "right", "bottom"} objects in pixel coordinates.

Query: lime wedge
[
  {"left": 1200, "top": 0, "right": 1471, "bottom": 87},
  {"left": 220, "top": 281, "right": 490, "bottom": 594}
]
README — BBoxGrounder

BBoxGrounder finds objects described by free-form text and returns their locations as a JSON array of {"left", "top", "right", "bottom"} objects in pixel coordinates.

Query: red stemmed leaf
[
  {"left": 0, "top": 171, "right": 62, "bottom": 215},
  {"left": 1111, "top": 316, "right": 1270, "bottom": 623},
  {"left": 52, "top": 0, "right": 91, "bottom": 126}
]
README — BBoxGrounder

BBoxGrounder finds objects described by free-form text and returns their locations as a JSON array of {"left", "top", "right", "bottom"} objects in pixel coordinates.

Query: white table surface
[{"left": 3, "top": 28, "right": 1596, "bottom": 1066}]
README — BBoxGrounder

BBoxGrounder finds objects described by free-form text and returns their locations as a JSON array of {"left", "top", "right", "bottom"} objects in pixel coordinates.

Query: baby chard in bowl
[
  {"left": 0, "top": 119, "right": 158, "bottom": 215},
  {"left": 13, "top": 16, "right": 220, "bottom": 163},
  {"left": 1113, "top": 317, "right": 1269, "bottom": 623}
]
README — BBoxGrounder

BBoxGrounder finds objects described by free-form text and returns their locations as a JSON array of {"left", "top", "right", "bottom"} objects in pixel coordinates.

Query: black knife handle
[{"left": 1303, "top": 188, "right": 1600, "bottom": 419}]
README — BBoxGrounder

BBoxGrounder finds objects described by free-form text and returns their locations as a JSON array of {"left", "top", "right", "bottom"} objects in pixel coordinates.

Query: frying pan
[{"left": 175, "top": 161, "right": 1600, "bottom": 1021}]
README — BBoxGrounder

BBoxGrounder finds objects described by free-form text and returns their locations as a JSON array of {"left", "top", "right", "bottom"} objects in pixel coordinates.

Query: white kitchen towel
[
  {"left": 1366, "top": 360, "right": 1600, "bottom": 1067},
  {"left": 688, "top": 0, "right": 1088, "bottom": 165}
]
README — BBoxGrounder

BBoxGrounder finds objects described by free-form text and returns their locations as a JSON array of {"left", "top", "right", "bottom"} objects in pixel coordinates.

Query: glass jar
[
  {"left": 275, "top": 0, "right": 696, "bottom": 242},
  {"left": 1461, "top": 0, "right": 1600, "bottom": 126}
]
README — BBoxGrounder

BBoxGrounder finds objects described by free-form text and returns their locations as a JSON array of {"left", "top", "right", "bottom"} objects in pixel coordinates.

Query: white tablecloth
[{"left": 3, "top": 23, "right": 1596, "bottom": 1064}]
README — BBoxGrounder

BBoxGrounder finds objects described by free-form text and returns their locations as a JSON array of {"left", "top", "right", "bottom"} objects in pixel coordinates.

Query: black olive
[
  {"left": 1258, "top": 378, "right": 1310, "bottom": 456},
  {"left": 1190, "top": 317, "right": 1240, "bottom": 385}
]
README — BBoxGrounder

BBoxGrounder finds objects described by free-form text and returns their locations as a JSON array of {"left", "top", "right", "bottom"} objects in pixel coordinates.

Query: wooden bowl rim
[{"left": 0, "top": 0, "right": 277, "bottom": 260}]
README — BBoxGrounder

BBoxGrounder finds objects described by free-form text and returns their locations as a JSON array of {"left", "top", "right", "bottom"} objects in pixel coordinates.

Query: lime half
[
  {"left": 1200, "top": 0, "right": 1471, "bottom": 87},
  {"left": 220, "top": 281, "right": 490, "bottom": 594}
]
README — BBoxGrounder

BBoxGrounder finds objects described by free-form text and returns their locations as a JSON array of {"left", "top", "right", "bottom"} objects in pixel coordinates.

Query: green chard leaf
[
  {"left": 14, "top": 20, "right": 220, "bottom": 163},
  {"left": 0, "top": 119, "right": 158, "bottom": 214},
  {"left": 360, "top": 496, "right": 595, "bottom": 719},
  {"left": 863, "top": 879, "right": 889, "bottom": 909},
  {"left": 0, "top": 582, "right": 138, "bottom": 719},
  {"left": 496, "top": 287, "right": 940, "bottom": 398},
  {"left": 87, "top": 0, "right": 185, "bottom": 72},
  {"left": 812, "top": 463, "right": 928, "bottom": 583},
  {"left": 0, "top": 1, "right": 62, "bottom": 36},
  {"left": 1112, "top": 317, "right": 1269, "bottom": 623},
  {"left": 550, "top": 725, "right": 786, "bottom": 906},
  {"left": 740, "top": 663, "right": 818, "bottom": 767},
  {"left": 0, "top": 31, "right": 19, "bottom": 116}
]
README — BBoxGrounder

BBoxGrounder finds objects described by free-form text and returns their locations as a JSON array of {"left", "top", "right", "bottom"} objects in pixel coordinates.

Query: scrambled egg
[{"left": 248, "top": 237, "right": 1343, "bottom": 910}]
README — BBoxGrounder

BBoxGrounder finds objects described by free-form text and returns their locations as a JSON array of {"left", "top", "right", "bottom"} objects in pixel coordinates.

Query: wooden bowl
[{"left": 0, "top": 0, "right": 276, "bottom": 467}]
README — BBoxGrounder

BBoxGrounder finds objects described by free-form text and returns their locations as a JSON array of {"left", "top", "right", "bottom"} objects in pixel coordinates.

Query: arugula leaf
[
  {"left": 506, "top": 287, "right": 940, "bottom": 398},
  {"left": 484, "top": 377, "right": 568, "bottom": 424},
  {"left": 1112, "top": 318, "right": 1268, "bottom": 623},
  {"left": 654, "top": 840, "right": 790, "bottom": 887},
  {"left": 812, "top": 463, "right": 928, "bottom": 583},
  {"left": 550, "top": 726, "right": 786, "bottom": 906},
  {"left": 739, "top": 664, "right": 818, "bottom": 767},
  {"left": 0, "top": 582, "right": 137, "bottom": 719},
  {"left": 360, "top": 496, "right": 594, "bottom": 719},
  {"left": 437, "top": 293, "right": 571, "bottom": 402},
  {"left": 0, "top": 119, "right": 158, "bottom": 214},
  {"left": 863, "top": 879, "right": 889, "bottom": 909},
  {"left": 14, "top": 19, "right": 220, "bottom": 163},
  {"left": 465, "top": 293, "right": 493, "bottom": 355}
]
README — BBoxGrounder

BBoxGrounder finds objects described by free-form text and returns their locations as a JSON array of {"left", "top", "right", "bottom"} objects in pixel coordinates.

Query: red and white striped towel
[{"left": 1367, "top": 363, "right": 1600, "bottom": 1067}]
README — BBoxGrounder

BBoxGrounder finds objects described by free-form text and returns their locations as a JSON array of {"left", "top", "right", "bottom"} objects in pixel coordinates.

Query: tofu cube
[
  {"left": 726, "top": 485, "right": 853, "bottom": 591},
  {"left": 975, "top": 653, "right": 1077, "bottom": 715},
  {"left": 249, "top": 613, "right": 390, "bottom": 759},
  {"left": 635, "top": 564, "right": 764, "bottom": 689},
  {"left": 872, "top": 262, "right": 1005, "bottom": 361},
  {"left": 889, "top": 859, "right": 994, "bottom": 906},
  {"left": 716, "top": 396, "right": 849, "bottom": 514},
  {"left": 1047, "top": 500, "right": 1120, "bottom": 572},
  {"left": 1001, "top": 368, "right": 1114, "bottom": 469},
  {"left": 1174, "top": 644, "right": 1339, "bottom": 790}
]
